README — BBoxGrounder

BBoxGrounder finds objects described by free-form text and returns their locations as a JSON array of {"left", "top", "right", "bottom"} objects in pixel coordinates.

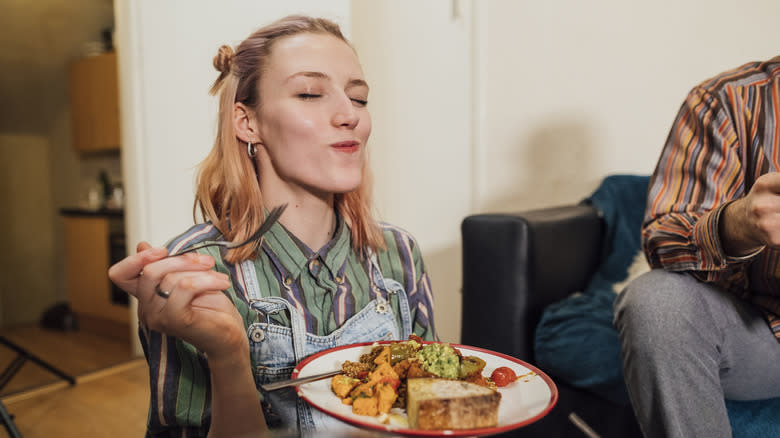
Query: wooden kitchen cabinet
[
  {"left": 68, "top": 51, "right": 121, "bottom": 152},
  {"left": 63, "top": 213, "right": 129, "bottom": 341}
]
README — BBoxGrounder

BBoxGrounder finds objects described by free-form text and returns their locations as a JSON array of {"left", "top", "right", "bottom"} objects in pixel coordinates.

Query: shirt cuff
[{"left": 693, "top": 201, "right": 764, "bottom": 268}]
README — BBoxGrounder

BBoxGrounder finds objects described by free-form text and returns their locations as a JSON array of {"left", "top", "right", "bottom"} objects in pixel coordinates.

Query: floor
[
  {"left": 0, "top": 326, "right": 148, "bottom": 438},
  {"left": 0, "top": 326, "right": 135, "bottom": 396},
  {"left": 1, "top": 359, "right": 149, "bottom": 438}
]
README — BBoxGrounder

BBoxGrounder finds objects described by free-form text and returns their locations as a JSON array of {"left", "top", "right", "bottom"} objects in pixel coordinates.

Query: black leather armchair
[{"left": 460, "top": 205, "right": 642, "bottom": 437}]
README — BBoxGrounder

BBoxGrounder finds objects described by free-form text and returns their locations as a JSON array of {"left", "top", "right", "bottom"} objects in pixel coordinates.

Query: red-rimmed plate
[{"left": 292, "top": 341, "right": 558, "bottom": 437}]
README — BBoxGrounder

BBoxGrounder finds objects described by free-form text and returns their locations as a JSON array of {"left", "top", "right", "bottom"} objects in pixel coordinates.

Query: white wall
[
  {"left": 474, "top": 0, "right": 780, "bottom": 213},
  {"left": 114, "top": 0, "right": 350, "bottom": 354},
  {"left": 353, "top": 0, "right": 780, "bottom": 344}
]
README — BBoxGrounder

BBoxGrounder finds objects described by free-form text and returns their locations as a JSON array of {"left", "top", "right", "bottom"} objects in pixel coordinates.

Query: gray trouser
[{"left": 613, "top": 269, "right": 780, "bottom": 438}]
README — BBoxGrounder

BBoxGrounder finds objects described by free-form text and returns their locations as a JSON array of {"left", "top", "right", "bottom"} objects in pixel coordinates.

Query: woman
[{"left": 108, "top": 15, "right": 437, "bottom": 437}]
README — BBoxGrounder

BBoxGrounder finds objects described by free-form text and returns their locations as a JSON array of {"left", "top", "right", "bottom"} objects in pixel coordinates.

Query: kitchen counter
[
  {"left": 61, "top": 208, "right": 129, "bottom": 341},
  {"left": 60, "top": 207, "right": 124, "bottom": 218}
]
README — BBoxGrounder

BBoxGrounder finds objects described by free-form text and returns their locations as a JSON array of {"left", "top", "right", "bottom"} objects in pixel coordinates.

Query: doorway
[{"left": 0, "top": 0, "right": 135, "bottom": 398}]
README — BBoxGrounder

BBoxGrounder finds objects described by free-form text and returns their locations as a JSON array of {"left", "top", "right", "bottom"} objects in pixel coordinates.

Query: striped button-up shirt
[
  {"left": 140, "top": 216, "right": 437, "bottom": 437},
  {"left": 643, "top": 56, "right": 780, "bottom": 340}
]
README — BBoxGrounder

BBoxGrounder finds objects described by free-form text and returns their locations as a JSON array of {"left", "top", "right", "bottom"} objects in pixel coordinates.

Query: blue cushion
[
  {"left": 534, "top": 285, "right": 630, "bottom": 405},
  {"left": 726, "top": 398, "right": 780, "bottom": 438},
  {"left": 580, "top": 175, "right": 650, "bottom": 297},
  {"left": 533, "top": 174, "right": 779, "bottom": 435}
]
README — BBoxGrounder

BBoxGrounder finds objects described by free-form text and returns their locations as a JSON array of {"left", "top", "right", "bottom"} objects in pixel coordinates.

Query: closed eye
[
  {"left": 298, "top": 93, "right": 321, "bottom": 100},
  {"left": 351, "top": 98, "right": 368, "bottom": 107}
]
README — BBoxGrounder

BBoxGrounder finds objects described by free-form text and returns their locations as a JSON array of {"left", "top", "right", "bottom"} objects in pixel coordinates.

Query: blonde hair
[{"left": 194, "top": 15, "right": 384, "bottom": 264}]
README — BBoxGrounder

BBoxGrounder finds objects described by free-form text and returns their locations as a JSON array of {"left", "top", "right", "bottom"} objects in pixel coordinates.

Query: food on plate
[
  {"left": 415, "top": 343, "right": 460, "bottom": 379},
  {"left": 406, "top": 377, "right": 501, "bottom": 430},
  {"left": 331, "top": 338, "right": 505, "bottom": 428},
  {"left": 490, "top": 366, "right": 518, "bottom": 387},
  {"left": 331, "top": 374, "right": 361, "bottom": 398},
  {"left": 335, "top": 362, "right": 400, "bottom": 416}
]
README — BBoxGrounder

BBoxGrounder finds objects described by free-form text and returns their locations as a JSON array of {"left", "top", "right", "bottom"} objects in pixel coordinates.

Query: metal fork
[
  {"left": 167, "top": 203, "right": 287, "bottom": 257},
  {"left": 260, "top": 370, "right": 342, "bottom": 392}
]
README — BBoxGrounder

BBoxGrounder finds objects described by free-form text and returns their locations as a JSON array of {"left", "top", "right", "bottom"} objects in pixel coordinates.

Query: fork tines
[
  {"left": 244, "top": 203, "right": 287, "bottom": 249},
  {"left": 168, "top": 203, "right": 287, "bottom": 257}
]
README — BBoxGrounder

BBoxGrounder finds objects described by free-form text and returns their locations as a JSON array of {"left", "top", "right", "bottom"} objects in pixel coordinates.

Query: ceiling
[{"left": 0, "top": 0, "right": 114, "bottom": 135}]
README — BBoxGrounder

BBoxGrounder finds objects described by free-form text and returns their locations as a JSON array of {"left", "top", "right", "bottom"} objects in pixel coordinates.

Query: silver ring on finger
[{"left": 156, "top": 285, "right": 171, "bottom": 299}]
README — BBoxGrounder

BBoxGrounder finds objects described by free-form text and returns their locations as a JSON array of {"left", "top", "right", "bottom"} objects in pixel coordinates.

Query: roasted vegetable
[
  {"left": 389, "top": 341, "right": 418, "bottom": 364},
  {"left": 331, "top": 374, "right": 361, "bottom": 398},
  {"left": 459, "top": 355, "right": 487, "bottom": 378}
]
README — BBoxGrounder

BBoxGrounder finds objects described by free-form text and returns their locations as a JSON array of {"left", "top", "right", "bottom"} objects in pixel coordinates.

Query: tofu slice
[{"left": 406, "top": 378, "right": 501, "bottom": 430}]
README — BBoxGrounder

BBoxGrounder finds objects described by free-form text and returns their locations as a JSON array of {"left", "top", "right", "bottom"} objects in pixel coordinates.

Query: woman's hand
[
  {"left": 111, "top": 243, "right": 267, "bottom": 436},
  {"left": 108, "top": 242, "right": 245, "bottom": 359},
  {"left": 107, "top": 241, "right": 167, "bottom": 296}
]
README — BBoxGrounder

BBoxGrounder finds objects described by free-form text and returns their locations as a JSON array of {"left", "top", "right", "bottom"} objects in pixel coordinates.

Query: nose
[{"left": 332, "top": 95, "right": 359, "bottom": 129}]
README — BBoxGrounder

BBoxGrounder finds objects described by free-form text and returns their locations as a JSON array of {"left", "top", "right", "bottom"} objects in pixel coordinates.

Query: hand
[
  {"left": 107, "top": 241, "right": 167, "bottom": 296},
  {"left": 108, "top": 242, "right": 246, "bottom": 359},
  {"left": 721, "top": 172, "right": 780, "bottom": 255}
]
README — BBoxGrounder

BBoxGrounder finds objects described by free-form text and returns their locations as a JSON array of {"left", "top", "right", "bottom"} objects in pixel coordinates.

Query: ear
[{"left": 233, "top": 102, "right": 260, "bottom": 144}]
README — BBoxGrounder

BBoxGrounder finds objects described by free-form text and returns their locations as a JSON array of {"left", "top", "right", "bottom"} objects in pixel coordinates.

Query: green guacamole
[{"left": 416, "top": 343, "right": 459, "bottom": 379}]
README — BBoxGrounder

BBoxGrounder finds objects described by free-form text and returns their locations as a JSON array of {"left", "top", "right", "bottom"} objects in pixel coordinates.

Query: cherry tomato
[{"left": 490, "top": 366, "right": 517, "bottom": 387}]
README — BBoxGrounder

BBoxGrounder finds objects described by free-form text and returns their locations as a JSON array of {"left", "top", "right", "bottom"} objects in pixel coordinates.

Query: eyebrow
[{"left": 285, "top": 71, "right": 369, "bottom": 89}]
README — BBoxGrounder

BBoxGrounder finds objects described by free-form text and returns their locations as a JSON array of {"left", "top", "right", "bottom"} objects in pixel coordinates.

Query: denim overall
[{"left": 240, "top": 252, "right": 413, "bottom": 434}]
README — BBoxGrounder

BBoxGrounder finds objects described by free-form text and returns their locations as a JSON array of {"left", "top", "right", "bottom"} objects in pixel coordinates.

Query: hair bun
[{"left": 213, "top": 45, "right": 234, "bottom": 74}]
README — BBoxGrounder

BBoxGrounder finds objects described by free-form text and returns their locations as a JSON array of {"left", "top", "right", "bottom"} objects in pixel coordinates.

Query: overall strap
[
  {"left": 240, "top": 259, "right": 307, "bottom": 362},
  {"left": 367, "top": 250, "right": 413, "bottom": 340}
]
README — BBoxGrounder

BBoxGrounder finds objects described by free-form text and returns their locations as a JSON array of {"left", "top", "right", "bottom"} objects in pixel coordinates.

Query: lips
[{"left": 331, "top": 140, "right": 360, "bottom": 153}]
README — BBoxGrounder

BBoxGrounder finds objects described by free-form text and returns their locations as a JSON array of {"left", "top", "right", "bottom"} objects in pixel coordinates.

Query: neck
[
  {"left": 256, "top": 153, "right": 338, "bottom": 251},
  {"left": 269, "top": 195, "right": 337, "bottom": 252}
]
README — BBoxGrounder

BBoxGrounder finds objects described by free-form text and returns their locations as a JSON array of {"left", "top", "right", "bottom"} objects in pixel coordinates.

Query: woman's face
[{"left": 255, "top": 32, "right": 371, "bottom": 198}]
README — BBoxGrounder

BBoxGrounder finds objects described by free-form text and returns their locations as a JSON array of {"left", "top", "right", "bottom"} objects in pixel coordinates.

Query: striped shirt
[
  {"left": 140, "top": 216, "right": 437, "bottom": 437},
  {"left": 643, "top": 56, "right": 780, "bottom": 340}
]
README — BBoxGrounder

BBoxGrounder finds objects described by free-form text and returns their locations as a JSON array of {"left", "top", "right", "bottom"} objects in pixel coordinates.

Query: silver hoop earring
[{"left": 247, "top": 141, "right": 257, "bottom": 158}]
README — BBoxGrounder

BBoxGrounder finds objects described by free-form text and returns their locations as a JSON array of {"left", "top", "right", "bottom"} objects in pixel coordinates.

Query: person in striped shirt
[
  {"left": 108, "top": 15, "right": 437, "bottom": 437},
  {"left": 614, "top": 57, "right": 780, "bottom": 437}
]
